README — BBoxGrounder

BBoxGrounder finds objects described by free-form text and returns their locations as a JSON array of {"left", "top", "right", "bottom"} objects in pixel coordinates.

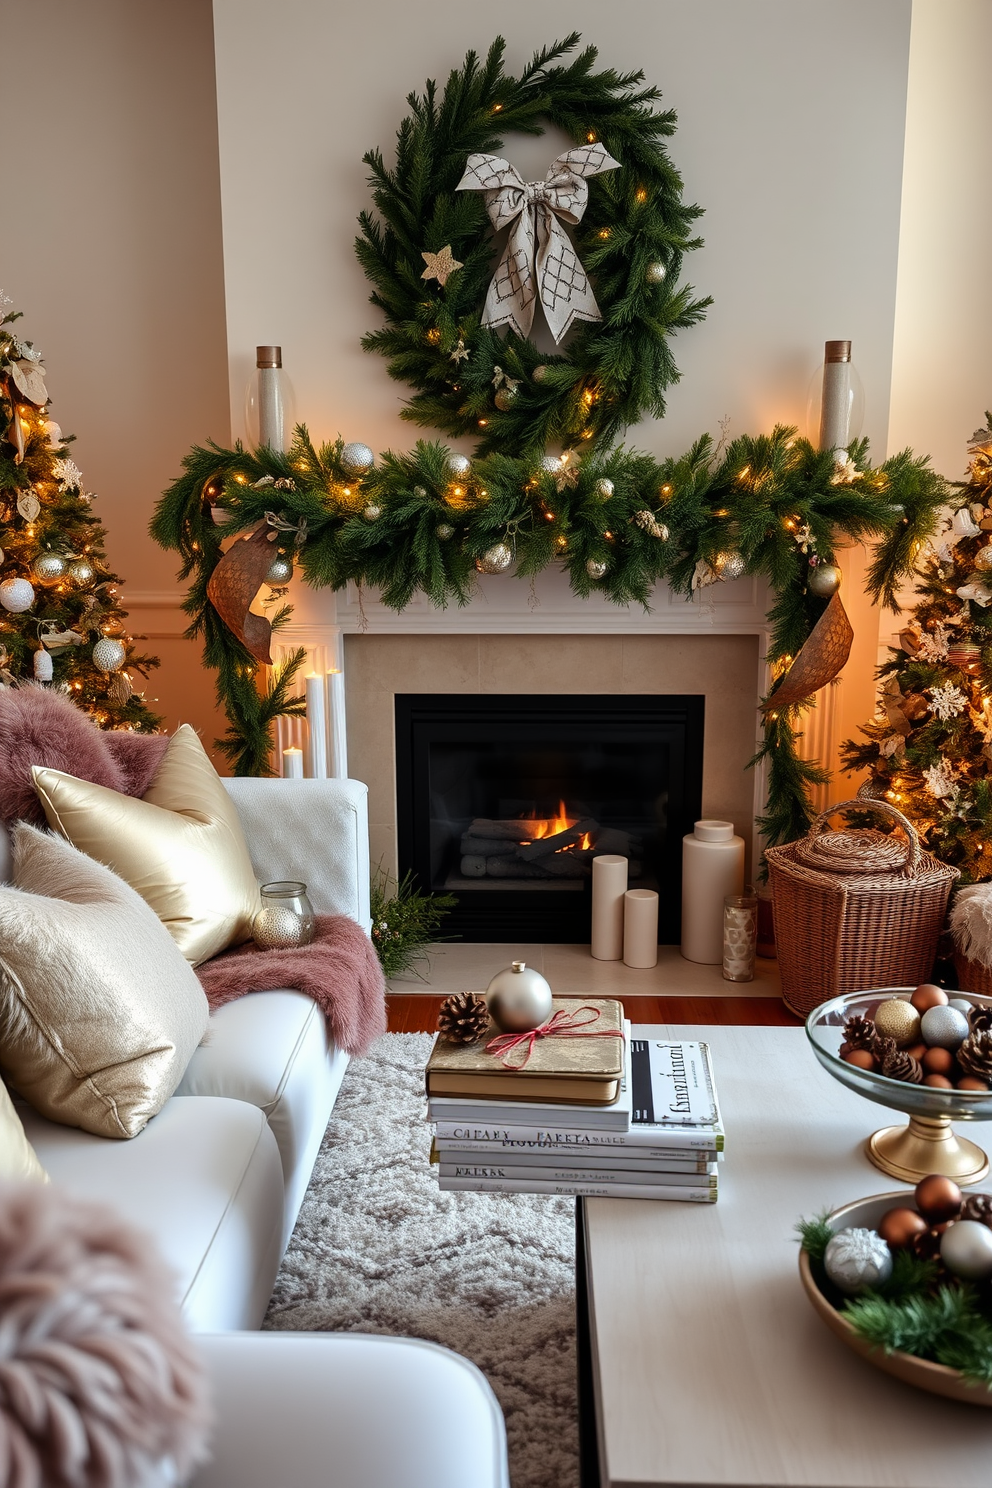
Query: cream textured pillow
[
  {"left": 0, "top": 824, "right": 210, "bottom": 1139},
  {"left": 0, "top": 1079, "right": 47, "bottom": 1182},
  {"left": 32, "top": 723, "right": 261, "bottom": 966}
]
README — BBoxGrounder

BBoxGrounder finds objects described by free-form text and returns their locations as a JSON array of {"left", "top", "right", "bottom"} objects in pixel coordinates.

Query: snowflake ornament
[
  {"left": 51, "top": 457, "right": 83, "bottom": 492},
  {"left": 929, "top": 683, "right": 967, "bottom": 720},
  {"left": 916, "top": 624, "right": 949, "bottom": 663},
  {"left": 830, "top": 452, "right": 860, "bottom": 485},
  {"left": 923, "top": 760, "right": 959, "bottom": 800}
]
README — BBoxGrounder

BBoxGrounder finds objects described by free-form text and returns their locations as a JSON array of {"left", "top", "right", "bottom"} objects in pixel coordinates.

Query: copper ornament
[
  {"left": 914, "top": 1174, "right": 963, "bottom": 1225},
  {"left": 878, "top": 1206, "right": 928, "bottom": 1249},
  {"left": 205, "top": 523, "right": 277, "bottom": 664}
]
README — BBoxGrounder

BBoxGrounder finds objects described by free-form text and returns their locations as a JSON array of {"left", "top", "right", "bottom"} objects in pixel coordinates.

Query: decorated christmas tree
[
  {"left": 842, "top": 416, "right": 992, "bottom": 881},
  {"left": 0, "top": 294, "right": 160, "bottom": 729}
]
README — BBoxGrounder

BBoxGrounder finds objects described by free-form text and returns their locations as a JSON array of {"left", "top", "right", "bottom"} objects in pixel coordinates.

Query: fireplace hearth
[{"left": 395, "top": 694, "right": 704, "bottom": 943}]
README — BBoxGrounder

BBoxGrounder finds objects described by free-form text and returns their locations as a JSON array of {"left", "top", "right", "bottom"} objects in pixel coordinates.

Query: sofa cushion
[
  {"left": 0, "top": 824, "right": 209, "bottom": 1139},
  {"left": 33, "top": 724, "right": 261, "bottom": 966},
  {"left": 175, "top": 990, "right": 349, "bottom": 1246},
  {"left": 22, "top": 1095, "right": 285, "bottom": 1332},
  {"left": 0, "top": 1078, "right": 47, "bottom": 1182}
]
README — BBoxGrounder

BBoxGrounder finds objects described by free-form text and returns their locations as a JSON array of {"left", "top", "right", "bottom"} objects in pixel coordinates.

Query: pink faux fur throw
[
  {"left": 0, "top": 1179, "right": 211, "bottom": 1488},
  {"left": 0, "top": 686, "right": 168, "bottom": 826},
  {"left": 195, "top": 914, "right": 387, "bottom": 1055}
]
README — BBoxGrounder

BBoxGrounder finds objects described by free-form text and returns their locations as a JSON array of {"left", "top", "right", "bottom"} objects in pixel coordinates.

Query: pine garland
[
  {"left": 357, "top": 34, "right": 710, "bottom": 456},
  {"left": 152, "top": 423, "right": 944, "bottom": 842}
]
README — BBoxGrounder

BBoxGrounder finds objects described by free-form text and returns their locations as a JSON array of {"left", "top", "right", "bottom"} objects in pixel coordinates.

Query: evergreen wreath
[{"left": 355, "top": 34, "right": 711, "bottom": 457}]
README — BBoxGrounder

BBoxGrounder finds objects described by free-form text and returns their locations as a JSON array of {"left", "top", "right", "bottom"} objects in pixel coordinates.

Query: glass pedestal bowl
[{"left": 806, "top": 988, "right": 992, "bottom": 1184}]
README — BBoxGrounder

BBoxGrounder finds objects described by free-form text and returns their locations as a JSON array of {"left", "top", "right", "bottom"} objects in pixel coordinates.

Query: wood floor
[{"left": 387, "top": 993, "right": 799, "bottom": 1032}]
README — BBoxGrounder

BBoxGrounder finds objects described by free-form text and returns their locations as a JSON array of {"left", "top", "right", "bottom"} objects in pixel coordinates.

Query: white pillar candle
[
  {"left": 681, "top": 820, "right": 745, "bottom": 964},
  {"left": 623, "top": 889, "right": 659, "bottom": 969},
  {"left": 305, "top": 672, "right": 328, "bottom": 779},
  {"left": 328, "top": 668, "right": 348, "bottom": 778},
  {"left": 282, "top": 746, "right": 304, "bottom": 779},
  {"left": 591, "top": 854, "right": 627, "bottom": 960}
]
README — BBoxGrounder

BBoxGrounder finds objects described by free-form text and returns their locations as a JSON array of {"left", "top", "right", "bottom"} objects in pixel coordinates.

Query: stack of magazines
[{"left": 426, "top": 1002, "right": 722, "bottom": 1203}]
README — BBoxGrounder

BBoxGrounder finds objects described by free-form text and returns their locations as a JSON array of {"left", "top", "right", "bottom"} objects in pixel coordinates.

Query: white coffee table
[{"left": 578, "top": 1024, "right": 992, "bottom": 1488}]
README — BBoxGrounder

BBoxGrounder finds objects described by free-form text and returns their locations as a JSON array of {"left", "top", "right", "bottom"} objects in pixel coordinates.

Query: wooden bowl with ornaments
[
  {"left": 806, "top": 986, "right": 992, "bottom": 1184},
  {"left": 799, "top": 1186, "right": 992, "bottom": 1407}
]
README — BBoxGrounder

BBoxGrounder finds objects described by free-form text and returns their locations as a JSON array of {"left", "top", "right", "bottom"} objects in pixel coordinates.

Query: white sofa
[{"left": 5, "top": 776, "right": 509, "bottom": 1488}]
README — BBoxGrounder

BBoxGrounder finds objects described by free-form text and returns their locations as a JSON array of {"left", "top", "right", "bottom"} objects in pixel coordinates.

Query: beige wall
[{"left": 0, "top": 0, "right": 230, "bottom": 763}]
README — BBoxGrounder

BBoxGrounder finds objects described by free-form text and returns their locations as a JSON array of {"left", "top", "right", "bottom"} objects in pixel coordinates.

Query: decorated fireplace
[{"left": 395, "top": 694, "right": 704, "bottom": 943}]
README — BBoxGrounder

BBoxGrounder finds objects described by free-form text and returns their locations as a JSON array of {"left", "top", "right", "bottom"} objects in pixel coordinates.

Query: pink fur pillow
[
  {"left": 0, "top": 1179, "right": 211, "bottom": 1486},
  {"left": 0, "top": 687, "right": 167, "bottom": 826}
]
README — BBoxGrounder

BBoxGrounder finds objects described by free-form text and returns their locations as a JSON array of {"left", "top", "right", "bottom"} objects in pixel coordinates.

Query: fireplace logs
[{"left": 458, "top": 814, "right": 639, "bottom": 882}]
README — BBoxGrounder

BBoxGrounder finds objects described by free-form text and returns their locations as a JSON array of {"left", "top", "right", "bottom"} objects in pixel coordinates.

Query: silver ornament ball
[
  {"left": 539, "top": 454, "right": 561, "bottom": 476},
  {"left": 340, "top": 441, "right": 374, "bottom": 477},
  {"left": 33, "top": 648, "right": 54, "bottom": 682},
  {"left": 823, "top": 1227, "right": 893, "bottom": 1296},
  {"left": 0, "top": 577, "right": 35, "bottom": 613},
  {"left": 436, "top": 523, "right": 454, "bottom": 540},
  {"left": 948, "top": 998, "right": 974, "bottom": 1016},
  {"left": 645, "top": 261, "right": 668, "bottom": 285},
  {"left": 31, "top": 551, "right": 67, "bottom": 583},
  {"left": 586, "top": 558, "right": 607, "bottom": 580},
  {"left": 808, "top": 563, "right": 843, "bottom": 598},
  {"left": 940, "top": 1219, "right": 992, "bottom": 1281},
  {"left": 494, "top": 385, "right": 518, "bottom": 411},
  {"left": 446, "top": 452, "right": 472, "bottom": 479},
  {"left": 265, "top": 555, "right": 293, "bottom": 584},
  {"left": 476, "top": 542, "right": 513, "bottom": 575},
  {"left": 363, "top": 503, "right": 382, "bottom": 522},
  {"left": 716, "top": 551, "right": 747, "bottom": 582},
  {"left": 975, "top": 546, "right": 992, "bottom": 572},
  {"left": 413, "top": 486, "right": 427, "bottom": 498},
  {"left": 67, "top": 557, "right": 95, "bottom": 588},
  {"left": 593, "top": 477, "right": 615, "bottom": 500},
  {"left": 920, "top": 1004, "right": 970, "bottom": 1050},
  {"left": 92, "top": 637, "right": 127, "bottom": 674},
  {"left": 532, "top": 365, "right": 550, "bottom": 383},
  {"left": 485, "top": 960, "right": 553, "bottom": 1033}
]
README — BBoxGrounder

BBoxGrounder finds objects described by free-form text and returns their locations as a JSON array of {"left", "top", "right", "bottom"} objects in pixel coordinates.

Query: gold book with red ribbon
[{"left": 426, "top": 998, "right": 625, "bottom": 1105}]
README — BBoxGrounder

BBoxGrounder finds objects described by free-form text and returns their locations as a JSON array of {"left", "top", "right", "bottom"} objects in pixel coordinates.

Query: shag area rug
[{"left": 264, "top": 1033, "right": 578, "bottom": 1488}]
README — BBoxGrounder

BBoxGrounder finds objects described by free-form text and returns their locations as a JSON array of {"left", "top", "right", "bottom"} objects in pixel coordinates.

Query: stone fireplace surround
[{"left": 278, "top": 567, "right": 780, "bottom": 891}]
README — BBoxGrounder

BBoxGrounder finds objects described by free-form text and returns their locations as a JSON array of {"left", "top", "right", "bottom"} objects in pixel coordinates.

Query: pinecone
[
  {"left": 961, "top": 1193, "right": 992, "bottom": 1228},
  {"left": 871, "top": 1034, "right": 897, "bottom": 1067},
  {"left": 958, "top": 1030, "right": 992, "bottom": 1081},
  {"left": 881, "top": 1047, "right": 923, "bottom": 1084},
  {"left": 437, "top": 992, "right": 490, "bottom": 1044},
  {"left": 843, "top": 1014, "right": 876, "bottom": 1051},
  {"left": 968, "top": 1003, "right": 992, "bottom": 1035}
]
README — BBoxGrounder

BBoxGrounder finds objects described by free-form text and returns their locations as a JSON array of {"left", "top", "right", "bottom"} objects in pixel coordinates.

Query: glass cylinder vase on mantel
[
  {"left": 806, "top": 339, "right": 864, "bottom": 455},
  {"left": 245, "top": 345, "right": 296, "bottom": 452}
]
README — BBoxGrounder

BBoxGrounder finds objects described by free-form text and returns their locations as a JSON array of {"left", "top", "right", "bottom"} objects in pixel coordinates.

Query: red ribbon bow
[{"left": 486, "top": 1003, "right": 607, "bottom": 1070}]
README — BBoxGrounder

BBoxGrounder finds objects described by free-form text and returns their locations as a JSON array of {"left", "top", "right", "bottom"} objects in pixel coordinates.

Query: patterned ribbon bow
[{"left": 457, "top": 145, "right": 620, "bottom": 344}]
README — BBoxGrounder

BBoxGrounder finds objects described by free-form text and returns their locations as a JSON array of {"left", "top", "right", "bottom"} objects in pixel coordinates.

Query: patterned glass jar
[
  {"left": 252, "top": 880, "right": 316, "bottom": 949},
  {"left": 723, "top": 890, "right": 758, "bottom": 982}
]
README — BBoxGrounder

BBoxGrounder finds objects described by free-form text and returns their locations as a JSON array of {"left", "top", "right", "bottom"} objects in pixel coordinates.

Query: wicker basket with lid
[{"left": 766, "top": 799, "right": 959, "bottom": 1017}]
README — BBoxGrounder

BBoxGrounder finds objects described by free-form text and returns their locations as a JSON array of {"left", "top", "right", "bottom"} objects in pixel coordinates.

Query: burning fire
[{"left": 516, "top": 802, "right": 591, "bottom": 851}]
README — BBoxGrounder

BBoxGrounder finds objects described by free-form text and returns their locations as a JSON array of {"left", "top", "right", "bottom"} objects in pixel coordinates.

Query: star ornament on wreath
[{"left": 355, "top": 33, "right": 711, "bottom": 457}]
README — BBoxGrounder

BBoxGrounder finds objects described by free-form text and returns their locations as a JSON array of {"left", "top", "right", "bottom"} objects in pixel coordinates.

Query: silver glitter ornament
[
  {"left": 413, "top": 486, "right": 427, "bottom": 498},
  {"left": 586, "top": 558, "right": 607, "bottom": 580},
  {"left": 31, "top": 551, "right": 67, "bottom": 583},
  {"left": 808, "top": 563, "right": 843, "bottom": 597},
  {"left": 67, "top": 557, "right": 95, "bottom": 588},
  {"left": 265, "top": 555, "right": 293, "bottom": 584},
  {"left": 340, "top": 442, "right": 374, "bottom": 477},
  {"left": 539, "top": 454, "right": 561, "bottom": 475},
  {"left": 252, "top": 881, "right": 315, "bottom": 949},
  {"left": 948, "top": 998, "right": 974, "bottom": 1016},
  {"left": 823, "top": 1228, "right": 893, "bottom": 1296},
  {"left": 92, "top": 637, "right": 127, "bottom": 673},
  {"left": 716, "top": 551, "right": 747, "bottom": 582},
  {"left": 33, "top": 648, "right": 53, "bottom": 682},
  {"left": 940, "top": 1220, "right": 992, "bottom": 1281},
  {"left": 594, "top": 478, "right": 614, "bottom": 500},
  {"left": 494, "top": 385, "right": 518, "bottom": 411},
  {"left": 975, "top": 546, "right": 992, "bottom": 572},
  {"left": 446, "top": 452, "right": 472, "bottom": 479},
  {"left": 532, "top": 365, "right": 550, "bottom": 383},
  {"left": 436, "top": 523, "right": 454, "bottom": 540},
  {"left": 363, "top": 503, "right": 382, "bottom": 522},
  {"left": 645, "top": 262, "right": 667, "bottom": 284},
  {"left": 920, "top": 1004, "right": 969, "bottom": 1050},
  {"left": 0, "top": 578, "right": 35, "bottom": 613},
  {"left": 486, "top": 960, "right": 553, "bottom": 1033},
  {"left": 476, "top": 542, "right": 513, "bottom": 575}
]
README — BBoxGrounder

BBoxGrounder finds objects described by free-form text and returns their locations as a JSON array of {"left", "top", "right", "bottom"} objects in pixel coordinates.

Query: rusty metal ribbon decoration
[
  {"left": 457, "top": 145, "right": 620, "bottom": 344},
  {"left": 762, "top": 591, "right": 854, "bottom": 714}
]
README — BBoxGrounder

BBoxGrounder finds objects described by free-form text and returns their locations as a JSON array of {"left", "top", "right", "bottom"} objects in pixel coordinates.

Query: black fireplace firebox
[{"left": 395, "top": 695, "right": 704, "bottom": 943}]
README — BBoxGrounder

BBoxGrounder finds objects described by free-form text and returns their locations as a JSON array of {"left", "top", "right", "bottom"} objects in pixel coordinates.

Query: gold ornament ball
[
  {"left": 873, "top": 996, "right": 921, "bottom": 1047},
  {"left": 494, "top": 385, "right": 518, "bottom": 411},
  {"left": 265, "top": 555, "right": 293, "bottom": 584},
  {"left": 586, "top": 558, "right": 607, "bottom": 580},
  {"left": 67, "top": 557, "right": 95, "bottom": 588},
  {"left": 436, "top": 523, "right": 454, "bottom": 540},
  {"left": 476, "top": 542, "right": 513, "bottom": 575},
  {"left": 92, "top": 637, "right": 127, "bottom": 674},
  {"left": 0, "top": 577, "right": 35, "bottom": 613},
  {"left": 340, "top": 441, "right": 374, "bottom": 477},
  {"left": 594, "top": 477, "right": 614, "bottom": 500},
  {"left": 532, "top": 365, "right": 550, "bottom": 383},
  {"left": 363, "top": 503, "right": 382, "bottom": 522},
  {"left": 31, "top": 552, "right": 67, "bottom": 583},
  {"left": 975, "top": 546, "right": 992, "bottom": 572},
  {"left": 539, "top": 454, "right": 561, "bottom": 475},
  {"left": 485, "top": 960, "right": 553, "bottom": 1033},
  {"left": 716, "top": 551, "right": 747, "bottom": 582},
  {"left": 808, "top": 563, "right": 843, "bottom": 598},
  {"left": 645, "top": 261, "right": 667, "bottom": 284},
  {"left": 446, "top": 452, "right": 472, "bottom": 479}
]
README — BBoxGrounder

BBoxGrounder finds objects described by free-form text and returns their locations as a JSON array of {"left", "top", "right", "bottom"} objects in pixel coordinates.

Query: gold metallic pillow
[
  {"left": 33, "top": 724, "right": 261, "bottom": 966},
  {"left": 0, "top": 824, "right": 210, "bottom": 1139},
  {"left": 0, "top": 1079, "right": 47, "bottom": 1182}
]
